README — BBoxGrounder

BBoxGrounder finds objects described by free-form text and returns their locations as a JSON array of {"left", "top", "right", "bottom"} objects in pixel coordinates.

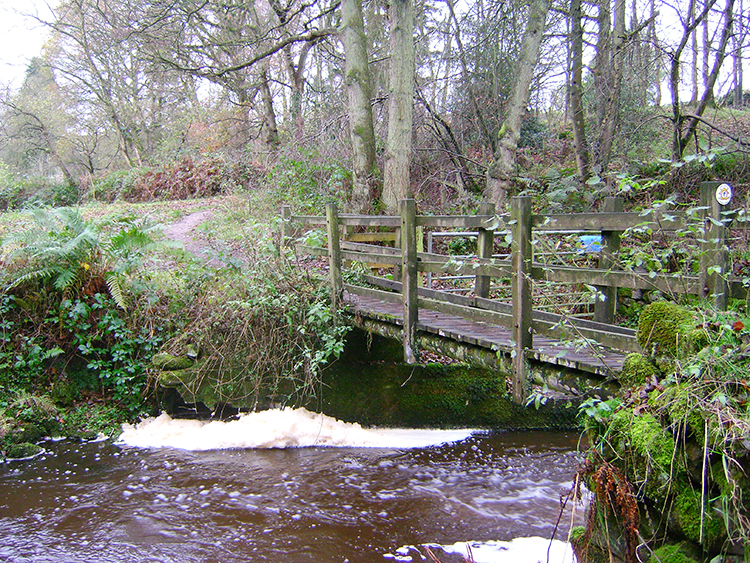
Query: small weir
[{"left": 1, "top": 409, "right": 583, "bottom": 563}]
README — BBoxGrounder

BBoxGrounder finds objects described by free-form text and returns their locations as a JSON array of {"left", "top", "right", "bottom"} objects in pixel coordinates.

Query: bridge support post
[
  {"left": 281, "top": 205, "right": 292, "bottom": 248},
  {"left": 594, "top": 197, "right": 623, "bottom": 324},
  {"left": 475, "top": 202, "right": 496, "bottom": 298},
  {"left": 326, "top": 203, "right": 343, "bottom": 313},
  {"left": 400, "top": 199, "right": 419, "bottom": 364},
  {"left": 699, "top": 182, "right": 731, "bottom": 310},
  {"left": 511, "top": 196, "right": 532, "bottom": 404}
]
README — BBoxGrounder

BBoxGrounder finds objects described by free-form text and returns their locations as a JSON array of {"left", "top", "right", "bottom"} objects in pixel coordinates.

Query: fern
[
  {"left": 1, "top": 207, "right": 163, "bottom": 305},
  {"left": 105, "top": 273, "right": 128, "bottom": 310}
]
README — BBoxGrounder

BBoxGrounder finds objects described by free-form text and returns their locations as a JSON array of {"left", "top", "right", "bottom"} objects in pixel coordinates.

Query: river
[{"left": 0, "top": 409, "right": 584, "bottom": 563}]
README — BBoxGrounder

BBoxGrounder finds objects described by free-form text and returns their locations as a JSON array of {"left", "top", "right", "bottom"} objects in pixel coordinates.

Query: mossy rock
[
  {"left": 6, "top": 442, "right": 43, "bottom": 459},
  {"left": 10, "top": 422, "right": 47, "bottom": 445},
  {"left": 671, "top": 488, "right": 727, "bottom": 551},
  {"left": 152, "top": 353, "right": 195, "bottom": 371},
  {"left": 647, "top": 383, "right": 708, "bottom": 440},
  {"left": 607, "top": 410, "right": 685, "bottom": 499},
  {"left": 619, "top": 353, "right": 660, "bottom": 388},
  {"left": 647, "top": 543, "right": 699, "bottom": 563},
  {"left": 636, "top": 302, "right": 695, "bottom": 358}
]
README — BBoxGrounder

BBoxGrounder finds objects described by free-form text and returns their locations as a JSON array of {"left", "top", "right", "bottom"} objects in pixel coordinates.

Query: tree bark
[
  {"left": 258, "top": 64, "right": 280, "bottom": 153},
  {"left": 383, "top": 0, "right": 415, "bottom": 212},
  {"left": 485, "top": 0, "right": 551, "bottom": 206},
  {"left": 341, "top": 0, "right": 378, "bottom": 212},
  {"left": 595, "top": 0, "right": 626, "bottom": 173},
  {"left": 570, "top": 0, "right": 591, "bottom": 180}
]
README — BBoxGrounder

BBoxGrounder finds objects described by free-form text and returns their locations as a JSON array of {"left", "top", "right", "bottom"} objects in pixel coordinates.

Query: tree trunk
[
  {"left": 486, "top": 0, "right": 551, "bottom": 206},
  {"left": 651, "top": 0, "right": 661, "bottom": 106},
  {"left": 259, "top": 65, "right": 280, "bottom": 153},
  {"left": 595, "top": 0, "right": 626, "bottom": 173},
  {"left": 341, "top": 0, "right": 378, "bottom": 212},
  {"left": 732, "top": 0, "right": 744, "bottom": 106},
  {"left": 570, "top": 0, "right": 591, "bottom": 180},
  {"left": 383, "top": 0, "right": 415, "bottom": 212},
  {"left": 668, "top": 0, "right": 717, "bottom": 161}
]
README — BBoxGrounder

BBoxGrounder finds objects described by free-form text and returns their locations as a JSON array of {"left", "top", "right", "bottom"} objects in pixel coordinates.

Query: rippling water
[{"left": 0, "top": 416, "right": 584, "bottom": 563}]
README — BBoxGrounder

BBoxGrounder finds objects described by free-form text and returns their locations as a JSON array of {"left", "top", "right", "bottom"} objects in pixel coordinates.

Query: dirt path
[
  {"left": 162, "top": 208, "right": 249, "bottom": 268},
  {"left": 163, "top": 210, "right": 215, "bottom": 258}
]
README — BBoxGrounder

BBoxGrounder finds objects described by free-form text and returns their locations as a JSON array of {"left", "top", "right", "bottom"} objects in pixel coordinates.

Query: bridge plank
[{"left": 344, "top": 289, "right": 626, "bottom": 377}]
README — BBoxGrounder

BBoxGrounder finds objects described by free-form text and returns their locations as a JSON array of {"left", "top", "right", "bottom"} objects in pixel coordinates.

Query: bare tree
[
  {"left": 486, "top": 0, "right": 551, "bottom": 205},
  {"left": 666, "top": 0, "right": 735, "bottom": 161}
]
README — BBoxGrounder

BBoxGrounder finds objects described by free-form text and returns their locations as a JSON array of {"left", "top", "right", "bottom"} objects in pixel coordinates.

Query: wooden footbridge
[{"left": 282, "top": 182, "right": 742, "bottom": 403}]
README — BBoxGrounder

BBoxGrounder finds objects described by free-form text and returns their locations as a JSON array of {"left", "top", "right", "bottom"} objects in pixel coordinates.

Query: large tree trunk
[
  {"left": 570, "top": 0, "right": 591, "bottom": 180},
  {"left": 485, "top": 0, "right": 551, "bottom": 206},
  {"left": 382, "top": 0, "right": 415, "bottom": 212},
  {"left": 341, "top": 0, "right": 378, "bottom": 212}
]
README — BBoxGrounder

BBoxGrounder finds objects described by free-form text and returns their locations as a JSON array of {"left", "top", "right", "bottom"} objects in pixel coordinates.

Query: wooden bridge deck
[{"left": 344, "top": 290, "right": 627, "bottom": 377}]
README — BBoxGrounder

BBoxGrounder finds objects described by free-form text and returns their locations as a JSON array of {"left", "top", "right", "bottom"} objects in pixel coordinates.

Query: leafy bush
[
  {"left": 266, "top": 150, "right": 351, "bottom": 212},
  {"left": 155, "top": 225, "right": 349, "bottom": 410},
  {"left": 0, "top": 208, "right": 168, "bottom": 414},
  {"left": 89, "top": 167, "right": 151, "bottom": 202}
]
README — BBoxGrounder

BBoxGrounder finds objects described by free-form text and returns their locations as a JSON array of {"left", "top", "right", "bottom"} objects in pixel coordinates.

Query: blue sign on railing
[{"left": 577, "top": 235, "right": 603, "bottom": 254}]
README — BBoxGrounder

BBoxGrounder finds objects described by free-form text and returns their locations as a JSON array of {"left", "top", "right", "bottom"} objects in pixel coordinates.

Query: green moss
[
  {"left": 607, "top": 410, "right": 684, "bottom": 499},
  {"left": 672, "top": 488, "right": 726, "bottom": 550},
  {"left": 636, "top": 302, "right": 695, "bottom": 358},
  {"left": 612, "top": 411, "right": 677, "bottom": 471},
  {"left": 648, "top": 383, "right": 706, "bottom": 439},
  {"left": 6, "top": 442, "right": 42, "bottom": 459},
  {"left": 619, "top": 353, "right": 660, "bottom": 387},
  {"left": 318, "top": 329, "right": 577, "bottom": 428},
  {"left": 648, "top": 544, "right": 699, "bottom": 563},
  {"left": 152, "top": 353, "right": 194, "bottom": 370}
]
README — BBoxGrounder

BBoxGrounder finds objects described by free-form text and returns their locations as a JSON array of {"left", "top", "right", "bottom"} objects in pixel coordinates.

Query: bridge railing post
[
  {"left": 594, "top": 197, "right": 623, "bottom": 324},
  {"left": 400, "top": 199, "right": 419, "bottom": 364},
  {"left": 475, "top": 202, "right": 496, "bottom": 298},
  {"left": 699, "top": 181, "right": 731, "bottom": 310},
  {"left": 326, "top": 203, "right": 343, "bottom": 313},
  {"left": 511, "top": 196, "right": 532, "bottom": 404},
  {"left": 281, "top": 205, "right": 292, "bottom": 248}
]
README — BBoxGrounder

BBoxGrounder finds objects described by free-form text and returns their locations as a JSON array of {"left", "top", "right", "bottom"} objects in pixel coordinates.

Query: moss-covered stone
[
  {"left": 607, "top": 410, "right": 684, "bottom": 499},
  {"left": 619, "top": 353, "right": 660, "bottom": 388},
  {"left": 319, "top": 329, "right": 579, "bottom": 429},
  {"left": 647, "top": 543, "right": 699, "bottom": 563},
  {"left": 6, "top": 442, "right": 43, "bottom": 459},
  {"left": 10, "top": 422, "right": 47, "bottom": 444},
  {"left": 636, "top": 302, "right": 695, "bottom": 358},
  {"left": 671, "top": 488, "right": 727, "bottom": 551},
  {"left": 647, "top": 383, "right": 707, "bottom": 439},
  {"left": 152, "top": 352, "right": 195, "bottom": 370}
]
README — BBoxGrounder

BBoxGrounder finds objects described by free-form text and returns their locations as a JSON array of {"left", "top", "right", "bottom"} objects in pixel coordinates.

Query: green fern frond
[
  {"left": 5, "top": 267, "right": 58, "bottom": 290},
  {"left": 105, "top": 273, "right": 128, "bottom": 310},
  {"left": 52, "top": 267, "right": 81, "bottom": 292}
]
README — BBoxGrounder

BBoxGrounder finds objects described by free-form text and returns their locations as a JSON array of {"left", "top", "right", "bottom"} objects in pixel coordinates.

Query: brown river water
[{"left": 0, "top": 412, "right": 585, "bottom": 563}]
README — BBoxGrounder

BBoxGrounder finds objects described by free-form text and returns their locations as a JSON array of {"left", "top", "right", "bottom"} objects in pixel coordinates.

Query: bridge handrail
[{"left": 282, "top": 181, "right": 734, "bottom": 402}]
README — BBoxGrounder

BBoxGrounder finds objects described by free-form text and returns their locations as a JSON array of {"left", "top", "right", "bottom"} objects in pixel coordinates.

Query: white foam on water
[
  {"left": 388, "top": 537, "right": 575, "bottom": 563},
  {"left": 117, "top": 408, "right": 475, "bottom": 450}
]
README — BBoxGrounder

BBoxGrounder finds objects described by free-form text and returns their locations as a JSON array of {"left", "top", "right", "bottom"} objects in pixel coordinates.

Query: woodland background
[{"left": 0, "top": 0, "right": 748, "bottom": 213}]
